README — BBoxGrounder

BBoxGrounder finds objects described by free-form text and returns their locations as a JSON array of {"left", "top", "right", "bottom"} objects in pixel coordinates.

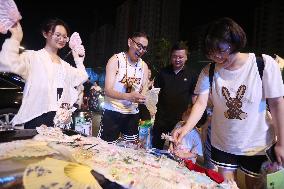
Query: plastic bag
[
  {"left": 145, "top": 87, "right": 160, "bottom": 116},
  {"left": 261, "top": 161, "right": 284, "bottom": 189}
]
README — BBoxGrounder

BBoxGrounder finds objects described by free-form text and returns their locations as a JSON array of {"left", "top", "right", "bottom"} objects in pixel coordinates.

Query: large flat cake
[{"left": 19, "top": 126, "right": 239, "bottom": 189}]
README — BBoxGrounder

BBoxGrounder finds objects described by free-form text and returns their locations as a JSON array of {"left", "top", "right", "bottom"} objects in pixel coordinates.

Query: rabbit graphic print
[
  {"left": 192, "top": 53, "right": 282, "bottom": 155},
  {"left": 222, "top": 85, "right": 248, "bottom": 120}
]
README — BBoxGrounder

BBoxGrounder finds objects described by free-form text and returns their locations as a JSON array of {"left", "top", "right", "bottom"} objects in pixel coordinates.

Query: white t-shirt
[{"left": 194, "top": 53, "right": 284, "bottom": 155}]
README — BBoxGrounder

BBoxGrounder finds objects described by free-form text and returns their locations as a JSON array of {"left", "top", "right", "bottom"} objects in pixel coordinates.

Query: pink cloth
[
  {"left": 69, "top": 32, "right": 85, "bottom": 56},
  {"left": 0, "top": 0, "right": 22, "bottom": 34},
  {"left": 184, "top": 159, "right": 224, "bottom": 184}
]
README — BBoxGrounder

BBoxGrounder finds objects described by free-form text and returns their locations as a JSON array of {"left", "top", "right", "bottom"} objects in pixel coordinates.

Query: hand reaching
[{"left": 173, "top": 126, "right": 188, "bottom": 144}]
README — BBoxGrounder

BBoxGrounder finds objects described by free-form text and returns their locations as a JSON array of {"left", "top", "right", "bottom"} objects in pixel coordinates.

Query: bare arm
[
  {"left": 268, "top": 97, "right": 284, "bottom": 165},
  {"left": 104, "top": 55, "right": 126, "bottom": 100},
  {"left": 173, "top": 92, "right": 209, "bottom": 143},
  {"left": 192, "top": 95, "right": 197, "bottom": 104}
]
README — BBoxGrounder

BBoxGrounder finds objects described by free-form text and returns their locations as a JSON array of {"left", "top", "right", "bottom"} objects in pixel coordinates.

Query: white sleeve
[
  {"left": 0, "top": 38, "right": 31, "bottom": 79},
  {"left": 194, "top": 65, "right": 210, "bottom": 95},
  {"left": 262, "top": 54, "right": 284, "bottom": 98},
  {"left": 64, "top": 61, "right": 88, "bottom": 87}
]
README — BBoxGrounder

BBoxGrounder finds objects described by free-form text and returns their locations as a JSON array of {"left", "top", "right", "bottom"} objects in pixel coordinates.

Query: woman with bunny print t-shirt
[
  {"left": 195, "top": 54, "right": 279, "bottom": 156},
  {"left": 172, "top": 18, "right": 284, "bottom": 188}
]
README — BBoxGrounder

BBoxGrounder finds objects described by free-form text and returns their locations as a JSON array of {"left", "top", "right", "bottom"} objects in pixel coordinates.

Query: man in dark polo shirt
[{"left": 152, "top": 42, "right": 197, "bottom": 149}]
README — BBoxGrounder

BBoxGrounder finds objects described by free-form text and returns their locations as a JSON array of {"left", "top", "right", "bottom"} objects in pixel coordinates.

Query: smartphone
[{"left": 265, "top": 142, "right": 277, "bottom": 163}]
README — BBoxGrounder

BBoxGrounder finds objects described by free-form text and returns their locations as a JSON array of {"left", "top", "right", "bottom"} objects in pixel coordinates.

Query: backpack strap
[
  {"left": 209, "top": 55, "right": 264, "bottom": 88},
  {"left": 255, "top": 54, "right": 270, "bottom": 109},
  {"left": 256, "top": 55, "right": 264, "bottom": 80},
  {"left": 209, "top": 62, "right": 216, "bottom": 91}
]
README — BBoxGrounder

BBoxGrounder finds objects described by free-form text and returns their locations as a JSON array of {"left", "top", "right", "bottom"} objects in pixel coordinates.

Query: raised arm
[
  {"left": 64, "top": 49, "right": 88, "bottom": 87},
  {"left": 0, "top": 22, "right": 30, "bottom": 79}
]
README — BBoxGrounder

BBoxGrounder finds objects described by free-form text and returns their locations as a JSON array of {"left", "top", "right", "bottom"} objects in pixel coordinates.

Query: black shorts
[
  {"left": 211, "top": 146, "right": 268, "bottom": 177},
  {"left": 24, "top": 111, "right": 56, "bottom": 129},
  {"left": 98, "top": 109, "right": 139, "bottom": 143}
]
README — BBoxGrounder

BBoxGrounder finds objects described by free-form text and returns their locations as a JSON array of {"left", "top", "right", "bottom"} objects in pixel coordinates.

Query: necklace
[{"left": 123, "top": 52, "right": 138, "bottom": 93}]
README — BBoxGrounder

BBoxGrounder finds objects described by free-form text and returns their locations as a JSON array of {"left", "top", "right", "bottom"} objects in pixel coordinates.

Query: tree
[{"left": 150, "top": 38, "right": 171, "bottom": 77}]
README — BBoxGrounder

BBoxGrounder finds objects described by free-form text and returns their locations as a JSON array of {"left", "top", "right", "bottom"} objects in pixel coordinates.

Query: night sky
[
  {"left": 180, "top": 0, "right": 261, "bottom": 46},
  {"left": 1, "top": 0, "right": 260, "bottom": 50},
  {"left": 15, "top": 0, "right": 124, "bottom": 49},
  {"left": 1, "top": 0, "right": 125, "bottom": 50}
]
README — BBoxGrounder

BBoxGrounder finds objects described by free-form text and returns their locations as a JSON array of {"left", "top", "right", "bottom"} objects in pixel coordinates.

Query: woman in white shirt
[
  {"left": 0, "top": 19, "right": 88, "bottom": 129},
  {"left": 173, "top": 17, "right": 284, "bottom": 188}
]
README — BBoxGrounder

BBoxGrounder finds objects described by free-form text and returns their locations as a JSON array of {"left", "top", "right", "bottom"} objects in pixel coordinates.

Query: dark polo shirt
[{"left": 154, "top": 65, "right": 197, "bottom": 124}]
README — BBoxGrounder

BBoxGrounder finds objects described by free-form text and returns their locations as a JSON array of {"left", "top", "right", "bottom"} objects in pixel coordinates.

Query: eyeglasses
[
  {"left": 131, "top": 38, "right": 147, "bottom": 53},
  {"left": 51, "top": 32, "right": 69, "bottom": 42},
  {"left": 208, "top": 46, "right": 231, "bottom": 59}
]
